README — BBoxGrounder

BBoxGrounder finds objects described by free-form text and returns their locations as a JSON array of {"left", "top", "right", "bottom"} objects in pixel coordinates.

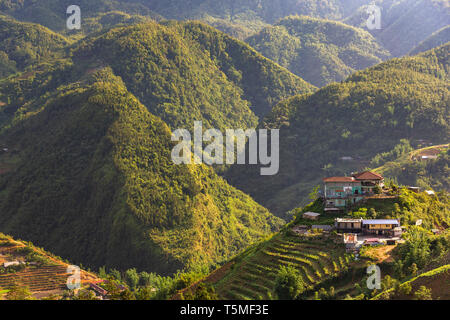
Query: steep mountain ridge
[{"left": 0, "top": 68, "right": 284, "bottom": 275}]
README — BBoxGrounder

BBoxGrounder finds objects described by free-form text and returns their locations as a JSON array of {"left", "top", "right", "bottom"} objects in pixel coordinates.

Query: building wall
[{"left": 367, "top": 224, "right": 395, "bottom": 230}]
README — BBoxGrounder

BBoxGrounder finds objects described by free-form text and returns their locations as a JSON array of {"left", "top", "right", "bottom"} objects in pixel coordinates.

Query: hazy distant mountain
[
  {"left": 410, "top": 25, "right": 450, "bottom": 55},
  {"left": 246, "top": 15, "right": 390, "bottom": 87},
  {"left": 344, "top": 0, "right": 450, "bottom": 56}
]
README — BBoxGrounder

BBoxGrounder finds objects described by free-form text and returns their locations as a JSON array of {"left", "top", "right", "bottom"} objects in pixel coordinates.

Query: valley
[{"left": 0, "top": 0, "right": 448, "bottom": 303}]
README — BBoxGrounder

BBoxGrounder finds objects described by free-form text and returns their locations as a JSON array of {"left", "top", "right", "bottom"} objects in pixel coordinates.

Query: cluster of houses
[{"left": 297, "top": 171, "right": 404, "bottom": 246}]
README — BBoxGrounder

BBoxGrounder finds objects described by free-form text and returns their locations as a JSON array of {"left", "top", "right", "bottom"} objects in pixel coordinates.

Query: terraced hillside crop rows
[
  {"left": 215, "top": 234, "right": 355, "bottom": 300},
  {"left": 0, "top": 234, "right": 101, "bottom": 297},
  {"left": 0, "top": 265, "right": 69, "bottom": 292}
]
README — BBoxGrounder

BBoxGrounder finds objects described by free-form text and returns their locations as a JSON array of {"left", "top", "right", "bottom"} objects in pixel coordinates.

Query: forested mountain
[
  {"left": 410, "top": 26, "right": 450, "bottom": 55},
  {"left": 0, "top": 0, "right": 161, "bottom": 32},
  {"left": 344, "top": 0, "right": 450, "bottom": 56},
  {"left": 0, "top": 20, "right": 314, "bottom": 132},
  {"left": 0, "top": 67, "right": 284, "bottom": 275},
  {"left": 0, "top": 18, "right": 322, "bottom": 274},
  {"left": 73, "top": 21, "right": 314, "bottom": 126},
  {"left": 246, "top": 15, "right": 390, "bottom": 87},
  {"left": 0, "top": 14, "right": 69, "bottom": 77},
  {"left": 226, "top": 44, "right": 450, "bottom": 216}
]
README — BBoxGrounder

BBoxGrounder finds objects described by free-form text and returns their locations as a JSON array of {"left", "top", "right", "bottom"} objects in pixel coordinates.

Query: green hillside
[
  {"left": 373, "top": 145, "right": 450, "bottom": 192},
  {"left": 0, "top": 14, "right": 69, "bottom": 77},
  {"left": 73, "top": 20, "right": 314, "bottom": 125},
  {"left": 226, "top": 44, "right": 450, "bottom": 216},
  {"left": 179, "top": 189, "right": 449, "bottom": 300},
  {"left": 0, "top": 68, "right": 283, "bottom": 275},
  {"left": 0, "top": 0, "right": 160, "bottom": 32},
  {"left": 0, "top": 20, "right": 314, "bottom": 132},
  {"left": 0, "top": 1, "right": 375, "bottom": 37},
  {"left": 246, "top": 15, "right": 390, "bottom": 87},
  {"left": 181, "top": 229, "right": 360, "bottom": 300},
  {"left": 0, "top": 233, "right": 102, "bottom": 299},
  {"left": 410, "top": 26, "right": 450, "bottom": 55}
]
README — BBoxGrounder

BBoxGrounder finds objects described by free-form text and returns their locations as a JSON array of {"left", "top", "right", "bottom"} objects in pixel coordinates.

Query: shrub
[
  {"left": 274, "top": 265, "right": 305, "bottom": 300},
  {"left": 414, "top": 286, "right": 432, "bottom": 300}
]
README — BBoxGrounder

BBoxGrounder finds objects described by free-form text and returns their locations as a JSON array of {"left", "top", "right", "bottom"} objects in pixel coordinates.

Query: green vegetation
[
  {"left": 374, "top": 146, "right": 450, "bottom": 192},
  {"left": 274, "top": 265, "right": 305, "bottom": 299},
  {"left": 0, "top": 14, "right": 69, "bottom": 77},
  {"left": 0, "top": 0, "right": 160, "bottom": 32},
  {"left": 227, "top": 44, "right": 450, "bottom": 216},
  {"left": 0, "top": 67, "right": 283, "bottom": 275},
  {"left": 350, "top": 188, "right": 450, "bottom": 230},
  {"left": 202, "top": 230, "right": 356, "bottom": 300},
  {"left": 247, "top": 15, "right": 390, "bottom": 87},
  {"left": 4, "top": 283, "right": 34, "bottom": 300},
  {"left": 73, "top": 20, "right": 314, "bottom": 124}
]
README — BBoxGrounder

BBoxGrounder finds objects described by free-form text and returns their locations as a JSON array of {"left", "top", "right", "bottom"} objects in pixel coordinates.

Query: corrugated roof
[{"left": 363, "top": 219, "right": 399, "bottom": 225}]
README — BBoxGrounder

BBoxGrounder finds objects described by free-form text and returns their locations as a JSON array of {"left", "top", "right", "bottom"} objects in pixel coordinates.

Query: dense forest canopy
[
  {"left": 246, "top": 15, "right": 390, "bottom": 86},
  {"left": 0, "top": 68, "right": 284, "bottom": 274}
]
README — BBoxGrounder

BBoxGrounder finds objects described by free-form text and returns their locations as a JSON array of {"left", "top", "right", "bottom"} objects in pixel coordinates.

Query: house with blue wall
[{"left": 323, "top": 171, "right": 384, "bottom": 212}]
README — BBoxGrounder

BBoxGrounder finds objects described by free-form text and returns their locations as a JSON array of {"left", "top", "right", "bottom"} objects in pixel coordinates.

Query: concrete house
[
  {"left": 335, "top": 218, "right": 401, "bottom": 237},
  {"left": 362, "top": 219, "right": 401, "bottom": 236},
  {"left": 323, "top": 171, "right": 384, "bottom": 212}
]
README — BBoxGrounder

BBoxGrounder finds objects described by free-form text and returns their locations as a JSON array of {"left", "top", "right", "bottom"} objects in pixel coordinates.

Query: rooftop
[
  {"left": 336, "top": 218, "right": 362, "bottom": 223},
  {"left": 323, "top": 171, "right": 384, "bottom": 183},
  {"left": 303, "top": 211, "right": 321, "bottom": 217},
  {"left": 323, "top": 176, "right": 356, "bottom": 183},
  {"left": 352, "top": 171, "right": 384, "bottom": 181}
]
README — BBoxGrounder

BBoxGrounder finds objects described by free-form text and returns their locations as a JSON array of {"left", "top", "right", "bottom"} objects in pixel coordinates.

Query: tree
[
  {"left": 274, "top": 265, "right": 305, "bottom": 300},
  {"left": 193, "top": 283, "right": 218, "bottom": 300},
  {"left": 125, "top": 268, "right": 139, "bottom": 290},
  {"left": 409, "top": 263, "right": 418, "bottom": 277},
  {"left": 397, "top": 283, "right": 412, "bottom": 296},
  {"left": 414, "top": 286, "right": 432, "bottom": 300},
  {"left": 308, "top": 185, "right": 320, "bottom": 201},
  {"left": 75, "top": 289, "right": 99, "bottom": 300},
  {"left": 6, "top": 284, "right": 34, "bottom": 300}
]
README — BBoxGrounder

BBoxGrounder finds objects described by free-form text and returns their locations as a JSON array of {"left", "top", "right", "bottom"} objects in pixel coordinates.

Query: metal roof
[
  {"left": 363, "top": 219, "right": 399, "bottom": 225},
  {"left": 303, "top": 211, "right": 321, "bottom": 216}
]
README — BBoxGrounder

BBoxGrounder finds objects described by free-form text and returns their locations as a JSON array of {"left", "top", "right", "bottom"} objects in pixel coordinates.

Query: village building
[
  {"left": 335, "top": 218, "right": 363, "bottom": 233},
  {"left": 335, "top": 218, "right": 402, "bottom": 237},
  {"left": 302, "top": 212, "right": 321, "bottom": 220},
  {"left": 323, "top": 171, "right": 384, "bottom": 212},
  {"left": 362, "top": 219, "right": 401, "bottom": 236}
]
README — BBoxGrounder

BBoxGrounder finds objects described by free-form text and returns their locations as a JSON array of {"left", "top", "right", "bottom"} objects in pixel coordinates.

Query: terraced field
[
  {"left": 0, "top": 234, "right": 101, "bottom": 298},
  {"left": 214, "top": 234, "right": 355, "bottom": 300},
  {"left": 0, "top": 265, "right": 70, "bottom": 292}
]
